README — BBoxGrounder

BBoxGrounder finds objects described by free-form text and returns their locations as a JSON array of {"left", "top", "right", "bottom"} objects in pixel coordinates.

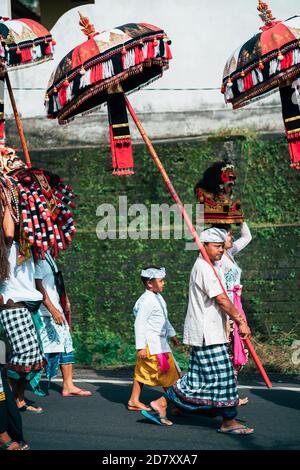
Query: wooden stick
[
  {"left": 5, "top": 72, "right": 31, "bottom": 167},
  {"left": 125, "top": 96, "right": 272, "bottom": 389}
]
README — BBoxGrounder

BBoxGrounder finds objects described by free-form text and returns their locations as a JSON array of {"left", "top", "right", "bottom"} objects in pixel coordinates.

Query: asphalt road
[{"left": 20, "top": 376, "right": 300, "bottom": 451}]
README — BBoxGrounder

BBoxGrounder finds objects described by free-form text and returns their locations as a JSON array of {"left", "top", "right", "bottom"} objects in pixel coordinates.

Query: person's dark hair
[
  {"left": 0, "top": 200, "right": 10, "bottom": 282},
  {"left": 141, "top": 265, "right": 161, "bottom": 286},
  {"left": 194, "top": 160, "right": 231, "bottom": 195}
]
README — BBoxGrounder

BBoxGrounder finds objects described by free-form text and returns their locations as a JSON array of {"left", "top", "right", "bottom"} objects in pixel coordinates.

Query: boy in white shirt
[{"left": 128, "top": 266, "right": 181, "bottom": 413}]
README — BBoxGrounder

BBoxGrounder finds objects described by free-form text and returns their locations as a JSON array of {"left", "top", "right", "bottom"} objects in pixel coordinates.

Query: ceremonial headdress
[
  {"left": 141, "top": 267, "right": 166, "bottom": 280},
  {"left": 0, "top": 146, "right": 76, "bottom": 263},
  {"left": 200, "top": 228, "right": 228, "bottom": 244},
  {"left": 195, "top": 161, "right": 244, "bottom": 225}
]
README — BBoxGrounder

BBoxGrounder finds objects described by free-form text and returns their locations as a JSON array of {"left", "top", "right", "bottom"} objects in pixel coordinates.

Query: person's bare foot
[
  {"left": 238, "top": 397, "right": 249, "bottom": 406},
  {"left": 127, "top": 401, "right": 151, "bottom": 411},
  {"left": 150, "top": 397, "right": 173, "bottom": 426},
  {"left": 220, "top": 418, "right": 254, "bottom": 434}
]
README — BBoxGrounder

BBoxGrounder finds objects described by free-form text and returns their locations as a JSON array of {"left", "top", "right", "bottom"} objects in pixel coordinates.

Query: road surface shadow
[
  {"left": 250, "top": 389, "right": 300, "bottom": 410},
  {"left": 97, "top": 382, "right": 249, "bottom": 433},
  {"left": 96, "top": 381, "right": 164, "bottom": 408}
]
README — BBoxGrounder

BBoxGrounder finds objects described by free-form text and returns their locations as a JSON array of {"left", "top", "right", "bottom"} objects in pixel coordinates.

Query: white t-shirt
[
  {"left": 183, "top": 257, "right": 228, "bottom": 347},
  {"left": 133, "top": 290, "right": 176, "bottom": 355},
  {"left": 0, "top": 242, "right": 43, "bottom": 304},
  {"left": 34, "top": 253, "right": 63, "bottom": 316}
]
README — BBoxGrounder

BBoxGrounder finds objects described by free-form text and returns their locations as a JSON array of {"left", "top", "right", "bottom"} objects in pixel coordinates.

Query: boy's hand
[
  {"left": 137, "top": 349, "right": 147, "bottom": 359},
  {"left": 170, "top": 336, "right": 181, "bottom": 347},
  {"left": 51, "top": 308, "right": 65, "bottom": 325}
]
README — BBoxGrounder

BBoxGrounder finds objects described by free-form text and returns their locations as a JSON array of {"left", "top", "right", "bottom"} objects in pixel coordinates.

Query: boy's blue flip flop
[{"left": 141, "top": 410, "right": 173, "bottom": 426}]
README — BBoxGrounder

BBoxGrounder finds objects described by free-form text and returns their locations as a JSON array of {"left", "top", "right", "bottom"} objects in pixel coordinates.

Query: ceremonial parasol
[
  {"left": 0, "top": 16, "right": 55, "bottom": 165},
  {"left": 46, "top": 14, "right": 272, "bottom": 388},
  {"left": 46, "top": 14, "right": 172, "bottom": 175},
  {"left": 222, "top": 1, "right": 300, "bottom": 170}
]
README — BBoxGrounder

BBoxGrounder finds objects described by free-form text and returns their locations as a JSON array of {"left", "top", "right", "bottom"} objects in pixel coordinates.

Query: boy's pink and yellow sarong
[{"left": 134, "top": 345, "right": 180, "bottom": 387}]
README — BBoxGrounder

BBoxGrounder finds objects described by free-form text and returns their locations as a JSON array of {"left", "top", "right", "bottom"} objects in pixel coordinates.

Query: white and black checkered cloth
[
  {"left": 173, "top": 344, "right": 238, "bottom": 408},
  {"left": 0, "top": 308, "right": 44, "bottom": 372}
]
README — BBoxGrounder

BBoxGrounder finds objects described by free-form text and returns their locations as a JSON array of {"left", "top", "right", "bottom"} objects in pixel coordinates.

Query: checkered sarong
[
  {"left": 172, "top": 344, "right": 238, "bottom": 408},
  {"left": 0, "top": 308, "right": 44, "bottom": 373}
]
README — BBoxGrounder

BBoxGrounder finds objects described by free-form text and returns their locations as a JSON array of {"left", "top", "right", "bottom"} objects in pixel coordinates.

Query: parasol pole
[
  {"left": 4, "top": 72, "right": 31, "bottom": 167},
  {"left": 125, "top": 95, "right": 272, "bottom": 389}
]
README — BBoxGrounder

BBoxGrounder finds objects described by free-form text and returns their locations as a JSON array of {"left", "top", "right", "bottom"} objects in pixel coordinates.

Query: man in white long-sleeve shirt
[{"left": 128, "top": 266, "right": 180, "bottom": 414}]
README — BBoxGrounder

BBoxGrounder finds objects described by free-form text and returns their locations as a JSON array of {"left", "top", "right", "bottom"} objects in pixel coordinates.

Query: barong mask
[
  {"left": 0, "top": 147, "right": 26, "bottom": 175},
  {"left": 220, "top": 164, "right": 236, "bottom": 197},
  {"left": 195, "top": 161, "right": 243, "bottom": 225}
]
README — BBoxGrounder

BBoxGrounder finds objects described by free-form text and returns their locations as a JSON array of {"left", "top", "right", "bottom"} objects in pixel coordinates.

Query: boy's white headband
[{"left": 141, "top": 267, "right": 166, "bottom": 279}]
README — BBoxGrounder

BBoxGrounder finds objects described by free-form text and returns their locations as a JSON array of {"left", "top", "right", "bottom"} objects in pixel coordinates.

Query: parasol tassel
[
  {"left": 32, "top": 44, "right": 42, "bottom": 60},
  {"left": 163, "top": 38, "right": 172, "bottom": 60},
  {"left": 280, "top": 50, "right": 293, "bottom": 72},
  {"left": 103, "top": 60, "right": 114, "bottom": 79},
  {"left": 0, "top": 77, "right": 5, "bottom": 146},
  {"left": 20, "top": 47, "right": 33, "bottom": 63},
  {"left": 44, "top": 41, "right": 52, "bottom": 56},
  {"left": 280, "top": 79, "right": 300, "bottom": 170},
  {"left": 58, "top": 86, "right": 67, "bottom": 107},
  {"left": 107, "top": 88, "right": 134, "bottom": 176},
  {"left": 147, "top": 38, "right": 159, "bottom": 60},
  {"left": 244, "top": 72, "right": 253, "bottom": 91},
  {"left": 79, "top": 67, "right": 91, "bottom": 88},
  {"left": 237, "top": 78, "right": 245, "bottom": 93},
  {"left": 123, "top": 48, "right": 135, "bottom": 70},
  {"left": 90, "top": 63, "right": 103, "bottom": 84},
  {"left": 293, "top": 48, "right": 300, "bottom": 66},
  {"left": 269, "top": 58, "right": 280, "bottom": 76},
  {"left": 135, "top": 42, "right": 144, "bottom": 65},
  {"left": 0, "top": 120, "right": 4, "bottom": 147},
  {"left": 0, "top": 43, "right": 5, "bottom": 59}
]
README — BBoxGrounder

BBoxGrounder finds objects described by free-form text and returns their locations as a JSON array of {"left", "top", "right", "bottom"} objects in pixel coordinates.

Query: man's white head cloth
[
  {"left": 200, "top": 228, "right": 228, "bottom": 243},
  {"left": 141, "top": 267, "right": 166, "bottom": 279}
]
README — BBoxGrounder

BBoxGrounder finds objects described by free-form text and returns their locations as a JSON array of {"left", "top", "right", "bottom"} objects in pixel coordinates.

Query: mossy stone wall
[{"left": 29, "top": 138, "right": 300, "bottom": 364}]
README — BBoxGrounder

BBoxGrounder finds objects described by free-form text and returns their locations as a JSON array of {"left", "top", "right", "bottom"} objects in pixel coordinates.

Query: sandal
[
  {"left": 141, "top": 410, "right": 173, "bottom": 426},
  {"left": 62, "top": 389, "right": 92, "bottom": 397},
  {"left": 0, "top": 440, "right": 23, "bottom": 451},
  {"left": 18, "top": 404, "right": 43, "bottom": 414},
  {"left": 217, "top": 425, "right": 254, "bottom": 435},
  {"left": 127, "top": 404, "right": 152, "bottom": 411},
  {"left": 19, "top": 441, "right": 30, "bottom": 450}
]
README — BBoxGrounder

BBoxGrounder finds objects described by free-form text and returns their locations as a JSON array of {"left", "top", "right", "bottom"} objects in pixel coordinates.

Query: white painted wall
[
  {"left": 1, "top": 0, "right": 11, "bottom": 18},
  {"left": 2, "top": 0, "right": 300, "bottom": 138}
]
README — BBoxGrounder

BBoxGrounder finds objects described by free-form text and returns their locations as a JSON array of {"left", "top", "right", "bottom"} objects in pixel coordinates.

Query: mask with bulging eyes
[
  {"left": 220, "top": 165, "right": 236, "bottom": 196},
  {"left": 0, "top": 147, "right": 26, "bottom": 175}
]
